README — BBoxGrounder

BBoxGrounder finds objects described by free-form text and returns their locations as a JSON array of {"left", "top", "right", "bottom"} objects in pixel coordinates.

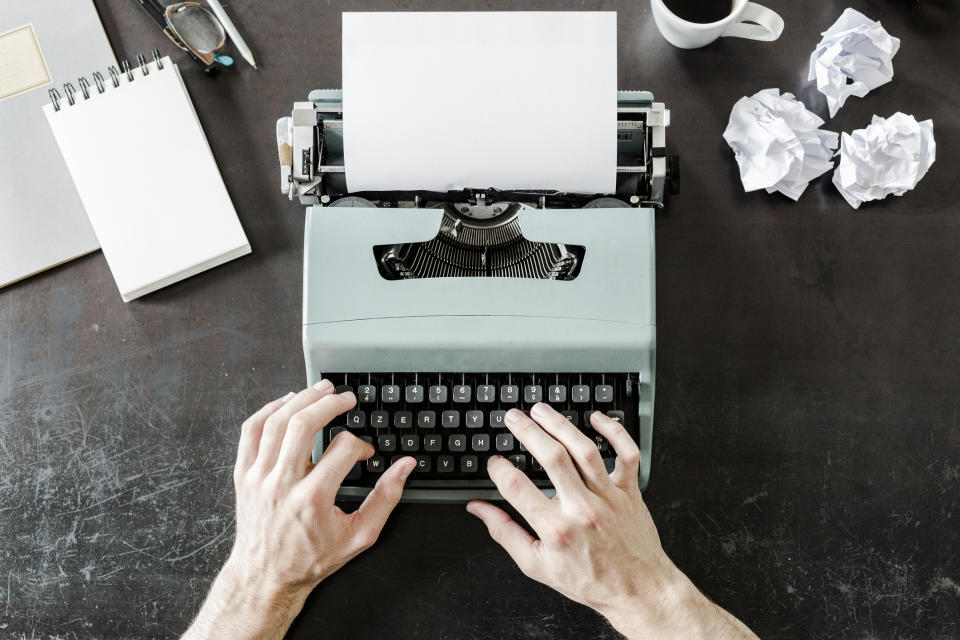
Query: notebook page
[
  {"left": 342, "top": 12, "right": 618, "bottom": 194},
  {"left": 0, "top": 0, "right": 113, "bottom": 288},
  {"left": 43, "top": 57, "right": 249, "bottom": 300}
]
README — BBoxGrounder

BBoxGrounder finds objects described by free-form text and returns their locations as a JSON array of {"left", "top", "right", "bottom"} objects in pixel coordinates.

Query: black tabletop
[{"left": 2, "top": 0, "right": 958, "bottom": 638}]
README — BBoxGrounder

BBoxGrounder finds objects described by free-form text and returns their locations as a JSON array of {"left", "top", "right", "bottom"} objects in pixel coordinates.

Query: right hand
[{"left": 466, "top": 404, "right": 759, "bottom": 640}]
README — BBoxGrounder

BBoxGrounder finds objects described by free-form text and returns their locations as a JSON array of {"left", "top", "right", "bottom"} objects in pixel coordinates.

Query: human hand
[
  {"left": 466, "top": 404, "right": 758, "bottom": 640},
  {"left": 182, "top": 381, "right": 416, "bottom": 640}
]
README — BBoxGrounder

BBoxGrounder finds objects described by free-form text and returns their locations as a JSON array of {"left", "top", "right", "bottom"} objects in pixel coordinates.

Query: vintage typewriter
[{"left": 279, "top": 90, "right": 676, "bottom": 502}]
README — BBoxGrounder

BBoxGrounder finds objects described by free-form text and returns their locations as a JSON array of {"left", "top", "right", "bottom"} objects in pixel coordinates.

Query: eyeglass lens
[{"left": 168, "top": 5, "right": 225, "bottom": 54}]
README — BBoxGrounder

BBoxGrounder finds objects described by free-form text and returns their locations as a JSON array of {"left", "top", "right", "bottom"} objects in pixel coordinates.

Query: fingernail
[
  {"left": 400, "top": 458, "right": 415, "bottom": 480},
  {"left": 281, "top": 391, "right": 296, "bottom": 401},
  {"left": 505, "top": 409, "right": 524, "bottom": 424},
  {"left": 339, "top": 390, "right": 356, "bottom": 402},
  {"left": 465, "top": 503, "right": 477, "bottom": 516},
  {"left": 313, "top": 379, "right": 333, "bottom": 392},
  {"left": 592, "top": 411, "right": 612, "bottom": 423},
  {"left": 530, "top": 403, "right": 549, "bottom": 419},
  {"left": 487, "top": 454, "right": 503, "bottom": 467}
]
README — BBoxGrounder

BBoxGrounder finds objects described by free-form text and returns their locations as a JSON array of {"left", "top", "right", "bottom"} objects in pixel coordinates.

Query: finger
[
  {"left": 255, "top": 380, "right": 336, "bottom": 471},
  {"left": 301, "top": 430, "right": 375, "bottom": 503},
  {"left": 590, "top": 411, "right": 642, "bottom": 492},
  {"left": 350, "top": 456, "right": 417, "bottom": 551},
  {"left": 466, "top": 500, "right": 540, "bottom": 576},
  {"left": 236, "top": 392, "right": 295, "bottom": 471},
  {"left": 504, "top": 409, "right": 585, "bottom": 498},
  {"left": 529, "top": 403, "right": 612, "bottom": 494},
  {"left": 486, "top": 455, "right": 554, "bottom": 530},
  {"left": 275, "top": 391, "right": 360, "bottom": 473}
]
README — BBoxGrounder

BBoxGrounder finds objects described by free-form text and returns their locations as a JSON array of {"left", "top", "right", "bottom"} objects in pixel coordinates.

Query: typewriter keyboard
[{"left": 319, "top": 373, "right": 641, "bottom": 489}]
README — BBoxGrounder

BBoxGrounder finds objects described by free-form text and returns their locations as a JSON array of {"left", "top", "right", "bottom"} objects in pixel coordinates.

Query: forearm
[
  {"left": 600, "top": 569, "right": 759, "bottom": 640},
  {"left": 181, "top": 560, "right": 309, "bottom": 640}
]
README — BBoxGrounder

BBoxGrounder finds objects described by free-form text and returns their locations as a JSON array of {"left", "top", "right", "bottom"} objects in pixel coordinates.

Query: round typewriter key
[
  {"left": 423, "top": 434, "right": 442, "bottom": 452},
  {"left": 358, "top": 385, "right": 377, "bottom": 403},
  {"left": 378, "top": 434, "right": 397, "bottom": 452},
  {"left": 466, "top": 410, "right": 484, "bottom": 428},
  {"left": 347, "top": 410, "right": 366, "bottom": 429},
  {"left": 417, "top": 410, "right": 436, "bottom": 428},
  {"left": 472, "top": 434, "right": 490, "bottom": 452},
  {"left": 441, "top": 411, "right": 460, "bottom": 429},
  {"left": 524, "top": 385, "right": 543, "bottom": 403},
  {"left": 448, "top": 434, "right": 467, "bottom": 453},
  {"left": 549, "top": 385, "right": 567, "bottom": 403},
  {"left": 401, "top": 434, "right": 420, "bottom": 452},
  {"left": 508, "top": 454, "right": 527, "bottom": 471}
]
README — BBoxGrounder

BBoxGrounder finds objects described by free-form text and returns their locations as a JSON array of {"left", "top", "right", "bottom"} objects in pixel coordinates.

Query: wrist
[
  {"left": 218, "top": 555, "right": 312, "bottom": 613},
  {"left": 598, "top": 563, "right": 712, "bottom": 640},
  {"left": 183, "top": 557, "right": 312, "bottom": 640}
]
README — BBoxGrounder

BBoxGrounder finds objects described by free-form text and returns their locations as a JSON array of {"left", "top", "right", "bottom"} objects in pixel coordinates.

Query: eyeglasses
[{"left": 133, "top": 0, "right": 234, "bottom": 74}]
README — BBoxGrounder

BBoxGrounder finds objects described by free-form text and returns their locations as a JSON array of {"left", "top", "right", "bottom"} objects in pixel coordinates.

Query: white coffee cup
[{"left": 651, "top": 0, "right": 784, "bottom": 49}]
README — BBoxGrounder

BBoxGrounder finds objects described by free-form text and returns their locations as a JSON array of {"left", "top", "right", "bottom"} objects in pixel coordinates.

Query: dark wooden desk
[{"left": 2, "top": 1, "right": 958, "bottom": 637}]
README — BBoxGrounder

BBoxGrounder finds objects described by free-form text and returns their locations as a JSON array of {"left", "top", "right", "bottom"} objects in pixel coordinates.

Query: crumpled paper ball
[
  {"left": 723, "top": 89, "right": 839, "bottom": 201},
  {"left": 808, "top": 8, "right": 900, "bottom": 118},
  {"left": 833, "top": 112, "right": 936, "bottom": 209}
]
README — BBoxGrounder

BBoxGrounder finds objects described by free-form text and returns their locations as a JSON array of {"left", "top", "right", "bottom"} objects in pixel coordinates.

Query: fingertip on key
[
  {"left": 591, "top": 411, "right": 613, "bottom": 425},
  {"left": 399, "top": 456, "right": 417, "bottom": 480},
  {"left": 505, "top": 409, "right": 524, "bottom": 423},
  {"left": 530, "top": 402, "right": 550, "bottom": 419}
]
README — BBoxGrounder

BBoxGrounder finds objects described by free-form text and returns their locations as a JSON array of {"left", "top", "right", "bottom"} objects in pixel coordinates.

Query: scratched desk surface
[{"left": 1, "top": 0, "right": 958, "bottom": 638}]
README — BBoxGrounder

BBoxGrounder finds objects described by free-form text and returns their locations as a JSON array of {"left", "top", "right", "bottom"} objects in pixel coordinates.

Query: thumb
[
  {"left": 351, "top": 456, "right": 416, "bottom": 550},
  {"left": 466, "top": 500, "right": 540, "bottom": 576}
]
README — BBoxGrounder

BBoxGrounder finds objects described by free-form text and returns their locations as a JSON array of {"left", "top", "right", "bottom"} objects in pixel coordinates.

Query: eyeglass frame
[{"left": 134, "top": 0, "right": 227, "bottom": 73}]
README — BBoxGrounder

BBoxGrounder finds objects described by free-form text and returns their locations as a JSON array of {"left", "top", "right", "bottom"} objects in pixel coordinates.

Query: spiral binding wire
[
  {"left": 48, "top": 49, "right": 166, "bottom": 112},
  {"left": 63, "top": 82, "right": 76, "bottom": 106}
]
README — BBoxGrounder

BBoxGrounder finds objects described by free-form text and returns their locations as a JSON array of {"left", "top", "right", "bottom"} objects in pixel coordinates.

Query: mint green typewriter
[{"left": 278, "top": 90, "right": 676, "bottom": 502}]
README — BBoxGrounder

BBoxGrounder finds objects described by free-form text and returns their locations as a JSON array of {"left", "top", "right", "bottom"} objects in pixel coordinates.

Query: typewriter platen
[{"left": 280, "top": 89, "right": 676, "bottom": 502}]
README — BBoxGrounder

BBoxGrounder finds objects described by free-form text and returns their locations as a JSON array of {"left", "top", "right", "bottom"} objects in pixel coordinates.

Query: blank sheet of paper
[{"left": 342, "top": 12, "right": 617, "bottom": 194}]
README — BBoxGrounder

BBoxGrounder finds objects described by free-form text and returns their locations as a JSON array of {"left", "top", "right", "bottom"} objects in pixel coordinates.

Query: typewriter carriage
[
  {"left": 284, "top": 89, "right": 675, "bottom": 208},
  {"left": 283, "top": 89, "right": 676, "bottom": 283}
]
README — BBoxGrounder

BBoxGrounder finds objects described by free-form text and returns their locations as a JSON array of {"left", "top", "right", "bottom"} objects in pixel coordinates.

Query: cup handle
[{"left": 722, "top": 2, "right": 784, "bottom": 41}]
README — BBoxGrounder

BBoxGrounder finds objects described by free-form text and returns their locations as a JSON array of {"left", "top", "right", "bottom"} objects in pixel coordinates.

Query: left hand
[
  {"left": 227, "top": 380, "right": 416, "bottom": 597},
  {"left": 182, "top": 380, "right": 415, "bottom": 640}
]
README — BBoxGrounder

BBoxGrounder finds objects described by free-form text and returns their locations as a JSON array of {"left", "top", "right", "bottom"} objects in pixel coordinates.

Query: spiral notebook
[{"left": 43, "top": 54, "right": 250, "bottom": 301}]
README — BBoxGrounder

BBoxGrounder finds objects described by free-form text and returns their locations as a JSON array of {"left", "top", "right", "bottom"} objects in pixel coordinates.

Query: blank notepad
[{"left": 43, "top": 56, "right": 250, "bottom": 301}]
